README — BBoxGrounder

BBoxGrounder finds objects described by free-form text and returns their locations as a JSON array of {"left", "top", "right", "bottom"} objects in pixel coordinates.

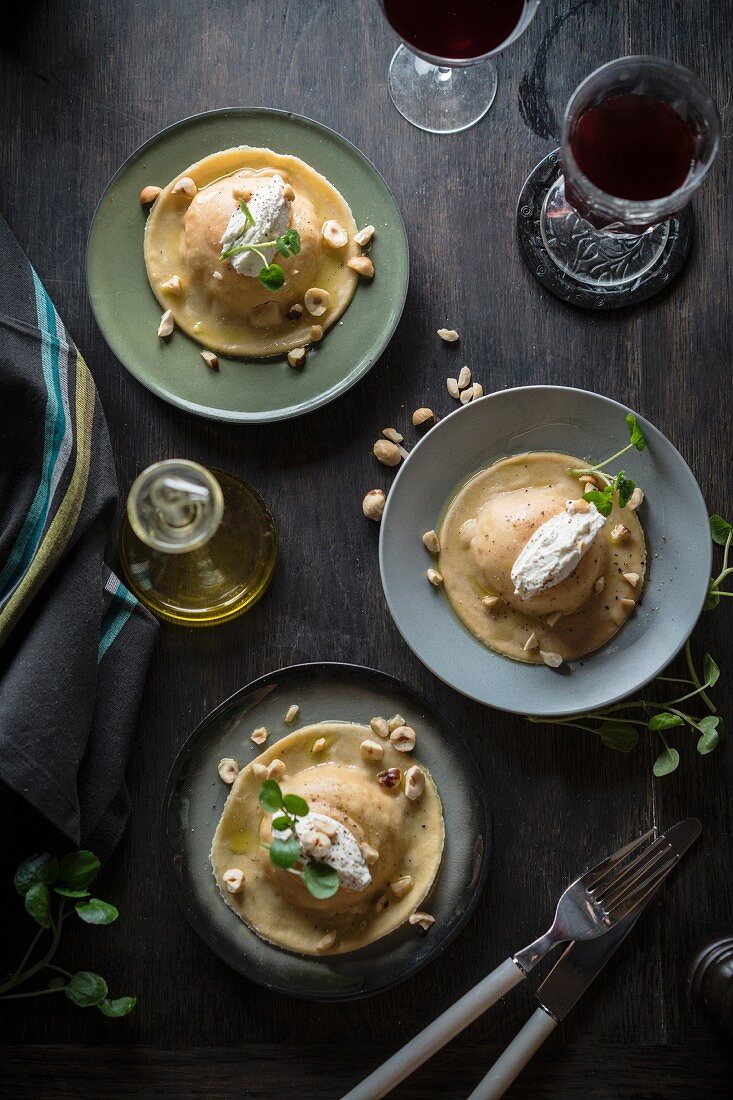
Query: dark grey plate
[
  {"left": 379, "top": 386, "right": 711, "bottom": 718},
  {"left": 161, "top": 663, "right": 490, "bottom": 1001}
]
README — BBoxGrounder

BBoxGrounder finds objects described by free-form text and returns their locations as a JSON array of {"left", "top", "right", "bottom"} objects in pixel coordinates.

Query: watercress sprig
[
  {"left": 1, "top": 851, "right": 135, "bottom": 1017},
  {"left": 259, "top": 780, "right": 339, "bottom": 899},
  {"left": 567, "top": 414, "right": 647, "bottom": 517}
]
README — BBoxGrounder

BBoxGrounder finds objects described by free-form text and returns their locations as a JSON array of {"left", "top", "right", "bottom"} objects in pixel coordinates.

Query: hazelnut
[
  {"left": 139, "top": 185, "right": 162, "bottom": 204},
  {"left": 620, "top": 597, "right": 636, "bottom": 610},
  {"left": 284, "top": 705, "right": 300, "bottom": 724},
  {"left": 315, "top": 930, "right": 336, "bottom": 952},
  {"left": 171, "top": 176, "right": 197, "bottom": 197},
  {"left": 223, "top": 868, "right": 245, "bottom": 894},
  {"left": 310, "top": 324, "right": 324, "bottom": 342},
  {"left": 160, "top": 274, "right": 183, "bottom": 295},
  {"left": 360, "top": 842, "right": 380, "bottom": 865},
  {"left": 437, "top": 328, "right": 459, "bottom": 343},
  {"left": 287, "top": 347, "right": 307, "bottom": 371},
  {"left": 482, "top": 595, "right": 500, "bottom": 609},
  {"left": 388, "top": 714, "right": 406, "bottom": 732},
  {"left": 360, "top": 739, "right": 384, "bottom": 763},
  {"left": 409, "top": 912, "right": 435, "bottom": 931},
  {"left": 370, "top": 717, "right": 390, "bottom": 739},
  {"left": 427, "top": 568, "right": 443, "bottom": 588},
  {"left": 382, "top": 427, "right": 404, "bottom": 444},
  {"left": 546, "top": 611, "right": 562, "bottom": 628},
  {"left": 267, "top": 758, "right": 286, "bottom": 780},
  {"left": 447, "top": 378, "right": 460, "bottom": 399},
  {"left": 422, "top": 530, "right": 440, "bottom": 553},
  {"left": 412, "top": 407, "right": 435, "bottom": 427},
  {"left": 390, "top": 725, "right": 416, "bottom": 753},
  {"left": 404, "top": 766, "right": 425, "bottom": 801},
  {"left": 579, "top": 474, "right": 599, "bottom": 488},
  {"left": 459, "top": 386, "right": 474, "bottom": 405},
  {"left": 250, "top": 726, "right": 268, "bottom": 746},
  {"left": 252, "top": 762, "right": 268, "bottom": 779},
  {"left": 283, "top": 183, "right": 296, "bottom": 201},
  {"left": 304, "top": 287, "right": 330, "bottom": 316},
  {"left": 322, "top": 219, "right": 348, "bottom": 248},
  {"left": 201, "top": 350, "right": 219, "bottom": 371},
  {"left": 390, "top": 875, "right": 414, "bottom": 899},
  {"left": 312, "top": 737, "right": 327, "bottom": 754},
  {"left": 286, "top": 302, "right": 304, "bottom": 321},
  {"left": 540, "top": 651, "right": 563, "bottom": 668},
  {"left": 627, "top": 487, "right": 645, "bottom": 511},
  {"left": 362, "top": 489, "right": 386, "bottom": 522},
  {"left": 373, "top": 439, "right": 402, "bottom": 467},
  {"left": 571, "top": 497, "right": 591, "bottom": 513},
  {"left": 622, "top": 572, "right": 640, "bottom": 588},
  {"left": 610, "top": 524, "right": 631, "bottom": 544},
  {"left": 157, "top": 309, "right": 174, "bottom": 338},
  {"left": 217, "top": 758, "right": 239, "bottom": 784},
  {"left": 457, "top": 366, "right": 472, "bottom": 390},
  {"left": 347, "top": 255, "right": 375, "bottom": 278},
  {"left": 212, "top": 270, "right": 224, "bottom": 281},
  {"left": 377, "top": 768, "right": 402, "bottom": 790},
  {"left": 353, "top": 225, "right": 375, "bottom": 247},
  {"left": 302, "top": 829, "right": 332, "bottom": 859}
]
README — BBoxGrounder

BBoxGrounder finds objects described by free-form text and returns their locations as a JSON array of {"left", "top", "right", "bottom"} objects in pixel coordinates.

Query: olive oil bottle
[{"left": 119, "top": 460, "right": 277, "bottom": 626}]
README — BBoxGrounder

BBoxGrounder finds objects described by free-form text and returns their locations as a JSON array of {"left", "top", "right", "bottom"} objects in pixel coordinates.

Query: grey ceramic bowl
[
  {"left": 161, "top": 663, "right": 490, "bottom": 1001},
  {"left": 379, "top": 386, "right": 711, "bottom": 717}
]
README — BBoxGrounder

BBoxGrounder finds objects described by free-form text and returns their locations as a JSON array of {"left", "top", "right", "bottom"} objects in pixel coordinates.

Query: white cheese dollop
[
  {"left": 511, "top": 499, "right": 606, "bottom": 601},
  {"left": 219, "top": 174, "right": 292, "bottom": 278},
  {"left": 272, "top": 811, "right": 372, "bottom": 893}
]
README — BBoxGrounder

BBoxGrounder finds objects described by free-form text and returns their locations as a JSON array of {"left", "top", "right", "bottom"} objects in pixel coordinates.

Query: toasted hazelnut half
[
  {"left": 140, "top": 185, "right": 162, "bottom": 205},
  {"left": 171, "top": 176, "right": 197, "bottom": 197},
  {"left": 250, "top": 726, "right": 268, "bottom": 745},
  {"left": 377, "top": 767, "right": 402, "bottom": 790},
  {"left": 223, "top": 868, "right": 245, "bottom": 894},
  {"left": 382, "top": 427, "right": 404, "bottom": 444},
  {"left": 212, "top": 270, "right": 224, "bottom": 281},
  {"left": 409, "top": 911, "right": 435, "bottom": 931},
  {"left": 217, "top": 757, "right": 239, "bottom": 784},
  {"left": 578, "top": 474, "right": 599, "bottom": 488},
  {"left": 360, "top": 842, "right": 380, "bottom": 865},
  {"left": 540, "top": 651, "right": 563, "bottom": 668},
  {"left": 304, "top": 287, "right": 330, "bottom": 316},
  {"left": 627, "top": 487, "right": 645, "bottom": 511},
  {"left": 347, "top": 255, "right": 375, "bottom": 278},
  {"left": 267, "top": 758, "right": 286, "bottom": 780},
  {"left": 315, "top": 930, "right": 336, "bottom": 951},
  {"left": 457, "top": 366, "right": 472, "bottom": 390},
  {"left": 201, "top": 350, "right": 219, "bottom": 371},
  {"left": 404, "top": 766, "right": 425, "bottom": 801},
  {"left": 426, "top": 568, "right": 444, "bottom": 588},
  {"left": 460, "top": 386, "right": 474, "bottom": 406},
  {"left": 472, "top": 383, "right": 484, "bottom": 399},
  {"left": 160, "top": 274, "right": 183, "bottom": 295},
  {"left": 287, "top": 347, "right": 308, "bottom": 371},
  {"left": 610, "top": 524, "right": 631, "bottom": 544},
  {"left": 284, "top": 705, "right": 300, "bottom": 724},
  {"left": 354, "top": 225, "right": 375, "bottom": 247},
  {"left": 437, "top": 328, "right": 459, "bottom": 343},
  {"left": 373, "top": 439, "right": 402, "bottom": 467},
  {"left": 157, "top": 309, "right": 174, "bottom": 338},
  {"left": 390, "top": 875, "right": 414, "bottom": 899},
  {"left": 422, "top": 529, "right": 440, "bottom": 553},
  {"left": 286, "top": 302, "right": 304, "bottom": 321},
  {"left": 412, "top": 407, "right": 435, "bottom": 427},
  {"left": 370, "top": 716, "right": 390, "bottom": 739},
  {"left": 312, "top": 737, "right": 327, "bottom": 754},
  {"left": 252, "top": 762, "right": 268, "bottom": 779},
  {"left": 388, "top": 714, "right": 406, "bottom": 732},
  {"left": 390, "top": 725, "right": 416, "bottom": 753},
  {"left": 310, "top": 324, "right": 324, "bottom": 342},
  {"left": 447, "top": 378, "right": 460, "bottom": 399},
  {"left": 622, "top": 571, "right": 640, "bottom": 588},
  {"left": 360, "top": 739, "right": 384, "bottom": 763},
  {"left": 322, "top": 219, "right": 348, "bottom": 249},
  {"left": 362, "top": 489, "right": 386, "bottom": 522},
  {"left": 482, "top": 595, "right": 500, "bottom": 610},
  {"left": 620, "top": 597, "right": 636, "bottom": 610}
]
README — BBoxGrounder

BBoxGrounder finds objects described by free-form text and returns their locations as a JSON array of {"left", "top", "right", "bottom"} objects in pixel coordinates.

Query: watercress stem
[
  {"left": 684, "top": 640, "right": 715, "bottom": 713},
  {"left": 11, "top": 923, "right": 44, "bottom": 981},
  {"left": 0, "top": 901, "right": 66, "bottom": 996}
]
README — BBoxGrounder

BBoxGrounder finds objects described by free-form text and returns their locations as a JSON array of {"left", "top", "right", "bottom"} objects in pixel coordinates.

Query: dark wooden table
[{"left": 2, "top": 1, "right": 733, "bottom": 1096}]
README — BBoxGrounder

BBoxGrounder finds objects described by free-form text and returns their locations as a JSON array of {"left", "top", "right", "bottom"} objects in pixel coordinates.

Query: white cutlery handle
[
  {"left": 466, "top": 1006, "right": 558, "bottom": 1100},
  {"left": 342, "top": 957, "right": 524, "bottom": 1100}
]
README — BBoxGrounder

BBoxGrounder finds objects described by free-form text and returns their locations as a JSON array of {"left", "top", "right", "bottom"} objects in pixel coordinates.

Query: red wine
[
  {"left": 569, "top": 93, "right": 697, "bottom": 201},
  {"left": 383, "top": 0, "right": 526, "bottom": 61}
]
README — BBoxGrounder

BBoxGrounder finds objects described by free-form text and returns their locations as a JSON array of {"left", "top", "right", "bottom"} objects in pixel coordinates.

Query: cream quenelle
[
  {"left": 271, "top": 810, "right": 372, "bottom": 892},
  {"left": 219, "top": 173, "right": 292, "bottom": 277},
  {"left": 511, "top": 498, "right": 606, "bottom": 601}
]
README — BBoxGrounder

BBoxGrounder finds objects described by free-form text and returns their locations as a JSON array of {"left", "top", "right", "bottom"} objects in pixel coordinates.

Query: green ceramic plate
[{"left": 86, "top": 108, "right": 409, "bottom": 423}]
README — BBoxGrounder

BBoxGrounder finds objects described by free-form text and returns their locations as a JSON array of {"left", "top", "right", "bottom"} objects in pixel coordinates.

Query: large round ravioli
[
  {"left": 144, "top": 146, "right": 360, "bottom": 358},
  {"left": 210, "top": 722, "right": 444, "bottom": 956}
]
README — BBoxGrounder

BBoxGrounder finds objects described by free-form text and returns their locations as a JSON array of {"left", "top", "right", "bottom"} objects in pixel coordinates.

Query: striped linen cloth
[{"left": 0, "top": 212, "right": 157, "bottom": 855}]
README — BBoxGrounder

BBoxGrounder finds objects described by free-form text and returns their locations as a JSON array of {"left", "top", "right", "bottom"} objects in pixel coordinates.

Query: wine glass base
[
  {"left": 516, "top": 150, "right": 694, "bottom": 309},
  {"left": 387, "top": 45, "right": 497, "bottom": 134}
]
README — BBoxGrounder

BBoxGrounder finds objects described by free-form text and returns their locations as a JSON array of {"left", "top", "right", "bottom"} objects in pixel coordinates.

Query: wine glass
[
  {"left": 522, "top": 56, "right": 720, "bottom": 297},
  {"left": 379, "top": 0, "right": 540, "bottom": 134}
]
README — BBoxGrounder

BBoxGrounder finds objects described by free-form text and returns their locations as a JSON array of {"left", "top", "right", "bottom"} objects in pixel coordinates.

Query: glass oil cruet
[{"left": 118, "top": 459, "right": 277, "bottom": 627}]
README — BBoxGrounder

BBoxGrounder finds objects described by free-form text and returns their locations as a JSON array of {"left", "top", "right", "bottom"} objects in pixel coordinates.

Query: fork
[{"left": 342, "top": 826, "right": 675, "bottom": 1100}]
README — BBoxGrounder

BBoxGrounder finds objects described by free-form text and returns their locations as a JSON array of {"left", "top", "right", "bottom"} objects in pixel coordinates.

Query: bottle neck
[{"left": 126, "top": 460, "right": 224, "bottom": 554}]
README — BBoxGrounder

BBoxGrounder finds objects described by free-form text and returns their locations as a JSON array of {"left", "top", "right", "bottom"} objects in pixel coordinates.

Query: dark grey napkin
[{"left": 0, "top": 211, "right": 158, "bottom": 856}]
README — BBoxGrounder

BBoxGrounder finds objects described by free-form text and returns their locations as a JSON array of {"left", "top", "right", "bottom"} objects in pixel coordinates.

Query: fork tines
[{"left": 585, "top": 831, "right": 681, "bottom": 923}]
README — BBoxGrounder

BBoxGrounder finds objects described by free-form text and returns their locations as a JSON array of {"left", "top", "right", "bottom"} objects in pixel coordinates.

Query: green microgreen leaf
[
  {"left": 58, "top": 851, "right": 101, "bottom": 890},
  {"left": 98, "top": 996, "right": 137, "bottom": 1018},
  {"left": 275, "top": 228, "right": 301, "bottom": 258},
  {"left": 597, "top": 722, "right": 639, "bottom": 752},
  {"left": 269, "top": 836, "right": 300, "bottom": 870},
  {"left": 258, "top": 263, "right": 285, "bottom": 290},
  {"left": 259, "top": 780, "right": 284, "bottom": 814},
  {"left": 583, "top": 487, "right": 614, "bottom": 517},
  {"left": 282, "top": 793, "right": 309, "bottom": 817},
  {"left": 710, "top": 514, "right": 733, "bottom": 546},
  {"left": 302, "top": 860, "right": 340, "bottom": 900},
  {"left": 54, "top": 887, "right": 90, "bottom": 898},
  {"left": 697, "top": 715, "right": 721, "bottom": 755},
  {"left": 653, "top": 746, "right": 680, "bottom": 777},
  {"left": 65, "top": 971, "right": 108, "bottom": 1008},
  {"left": 14, "top": 853, "right": 59, "bottom": 896},
  {"left": 271, "top": 815, "right": 291, "bottom": 832},
  {"left": 24, "top": 882, "right": 51, "bottom": 927},
  {"left": 614, "top": 470, "right": 636, "bottom": 509},
  {"left": 703, "top": 653, "right": 720, "bottom": 688},
  {"left": 626, "top": 413, "right": 647, "bottom": 452},
  {"left": 648, "top": 712, "right": 685, "bottom": 731},
  {"left": 75, "top": 898, "right": 119, "bottom": 926},
  {"left": 239, "top": 198, "right": 255, "bottom": 227}
]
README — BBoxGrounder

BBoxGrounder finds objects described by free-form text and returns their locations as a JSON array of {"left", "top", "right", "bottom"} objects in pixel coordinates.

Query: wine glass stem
[{"left": 436, "top": 66, "right": 452, "bottom": 85}]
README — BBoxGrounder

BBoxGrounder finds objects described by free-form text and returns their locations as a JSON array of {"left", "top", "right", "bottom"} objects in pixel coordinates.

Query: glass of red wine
[
  {"left": 379, "top": 0, "right": 539, "bottom": 134},
  {"left": 538, "top": 56, "right": 720, "bottom": 292}
]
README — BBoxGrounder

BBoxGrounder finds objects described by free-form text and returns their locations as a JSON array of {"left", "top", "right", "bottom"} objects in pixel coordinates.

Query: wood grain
[{"left": 1, "top": 0, "right": 732, "bottom": 1096}]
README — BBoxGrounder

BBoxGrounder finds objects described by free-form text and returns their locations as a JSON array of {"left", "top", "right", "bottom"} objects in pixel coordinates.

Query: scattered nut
[
  {"left": 472, "top": 383, "right": 484, "bottom": 399},
  {"left": 546, "top": 611, "right": 562, "bottom": 628},
  {"left": 457, "top": 366, "right": 472, "bottom": 390},
  {"left": 627, "top": 487, "right": 645, "bottom": 511},
  {"left": 409, "top": 912, "right": 435, "bottom": 931},
  {"left": 412, "top": 407, "right": 435, "bottom": 427},
  {"left": 460, "top": 386, "right": 474, "bottom": 405},
  {"left": 312, "top": 737, "right": 327, "bottom": 754},
  {"left": 373, "top": 439, "right": 402, "bottom": 467},
  {"left": 375, "top": 894, "right": 390, "bottom": 913},
  {"left": 370, "top": 716, "right": 390, "bottom": 739},
  {"left": 286, "top": 302, "right": 304, "bottom": 321},
  {"left": 578, "top": 474, "right": 599, "bottom": 488},
  {"left": 283, "top": 183, "right": 296, "bottom": 201},
  {"left": 540, "top": 651, "right": 563, "bottom": 668},
  {"left": 482, "top": 595, "right": 500, "bottom": 610},
  {"left": 171, "top": 176, "right": 197, "bottom": 197},
  {"left": 390, "top": 725, "right": 416, "bottom": 753},
  {"left": 223, "top": 868, "right": 245, "bottom": 894},
  {"left": 594, "top": 576, "right": 606, "bottom": 594},
  {"left": 390, "top": 875, "right": 414, "bottom": 899},
  {"left": 422, "top": 529, "right": 440, "bottom": 553},
  {"left": 252, "top": 762, "right": 268, "bottom": 779},
  {"left": 447, "top": 377, "right": 460, "bottom": 399},
  {"left": 377, "top": 768, "right": 402, "bottom": 790},
  {"left": 620, "top": 597, "right": 636, "bottom": 609},
  {"left": 360, "top": 842, "right": 380, "bottom": 865},
  {"left": 304, "top": 287, "right": 330, "bottom": 316},
  {"left": 267, "top": 758, "right": 286, "bottom": 780},
  {"left": 160, "top": 274, "right": 183, "bottom": 295},
  {"left": 217, "top": 758, "right": 239, "bottom": 784},
  {"left": 310, "top": 324, "right": 323, "bottom": 342},
  {"left": 354, "top": 225, "right": 375, "bottom": 247},
  {"left": 201, "top": 349, "right": 219, "bottom": 371},
  {"left": 212, "top": 270, "right": 224, "bottom": 281},
  {"left": 382, "top": 427, "right": 404, "bottom": 444},
  {"left": 360, "top": 739, "right": 384, "bottom": 763},
  {"left": 622, "top": 572, "right": 640, "bottom": 588},
  {"left": 437, "top": 328, "right": 460, "bottom": 343},
  {"left": 287, "top": 347, "right": 308, "bottom": 371},
  {"left": 140, "top": 185, "right": 162, "bottom": 204},
  {"left": 303, "top": 829, "right": 332, "bottom": 859},
  {"left": 610, "top": 524, "right": 631, "bottom": 544},
  {"left": 250, "top": 726, "right": 268, "bottom": 745},
  {"left": 317, "top": 820, "right": 338, "bottom": 839},
  {"left": 571, "top": 497, "right": 591, "bottom": 513},
  {"left": 316, "top": 930, "right": 336, "bottom": 951},
  {"left": 347, "top": 255, "right": 375, "bottom": 278},
  {"left": 388, "top": 714, "right": 406, "bottom": 732},
  {"left": 322, "top": 219, "right": 348, "bottom": 248},
  {"left": 284, "top": 705, "right": 300, "bottom": 724},
  {"left": 362, "top": 489, "right": 386, "bottom": 522},
  {"left": 427, "top": 568, "right": 443, "bottom": 588},
  {"left": 404, "top": 766, "right": 425, "bottom": 801},
  {"left": 157, "top": 309, "right": 174, "bottom": 338}
]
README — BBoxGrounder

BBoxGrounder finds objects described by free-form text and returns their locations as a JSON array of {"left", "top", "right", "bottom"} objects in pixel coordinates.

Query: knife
[{"left": 466, "top": 817, "right": 702, "bottom": 1100}]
